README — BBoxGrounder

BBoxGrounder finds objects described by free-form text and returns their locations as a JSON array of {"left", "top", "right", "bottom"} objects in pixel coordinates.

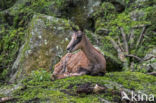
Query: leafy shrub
[
  {"left": 30, "top": 69, "right": 51, "bottom": 82},
  {"left": 0, "top": 0, "right": 16, "bottom": 10},
  {"left": 0, "top": 26, "right": 25, "bottom": 77}
]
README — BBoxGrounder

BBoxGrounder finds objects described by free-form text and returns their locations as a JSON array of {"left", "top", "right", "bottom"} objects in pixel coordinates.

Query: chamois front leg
[{"left": 51, "top": 67, "right": 89, "bottom": 80}]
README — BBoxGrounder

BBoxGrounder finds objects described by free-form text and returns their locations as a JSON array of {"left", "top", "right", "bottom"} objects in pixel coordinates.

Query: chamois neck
[{"left": 81, "top": 35, "right": 96, "bottom": 63}]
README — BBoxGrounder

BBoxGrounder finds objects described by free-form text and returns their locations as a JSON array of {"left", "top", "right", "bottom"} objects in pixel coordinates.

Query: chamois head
[{"left": 67, "top": 30, "right": 84, "bottom": 52}]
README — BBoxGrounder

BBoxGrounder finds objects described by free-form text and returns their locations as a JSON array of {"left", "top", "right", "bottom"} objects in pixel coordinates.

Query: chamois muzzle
[{"left": 66, "top": 47, "right": 72, "bottom": 52}]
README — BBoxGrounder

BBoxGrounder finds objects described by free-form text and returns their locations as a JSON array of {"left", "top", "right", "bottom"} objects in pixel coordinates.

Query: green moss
[
  {"left": 8, "top": 71, "right": 155, "bottom": 102},
  {"left": 0, "top": 0, "right": 16, "bottom": 10},
  {"left": 93, "top": 2, "right": 117, "bottom": 34},
  {"left": 107, "top": 72, "right": 156, "bottom": 96},
  {"left": 92, "top": 2, "right": 116, "bottom": 20},
  {"left": 0, "top": 26, "right": 25, "bottom": 81}
]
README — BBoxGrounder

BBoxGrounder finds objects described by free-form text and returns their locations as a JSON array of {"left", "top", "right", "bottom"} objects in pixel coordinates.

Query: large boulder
[
  {"left": 57, "top": 0, "right": 101, "bottom": 29},
  {"left": 9, "top": 14, "right": 75, "bottom": 83}
]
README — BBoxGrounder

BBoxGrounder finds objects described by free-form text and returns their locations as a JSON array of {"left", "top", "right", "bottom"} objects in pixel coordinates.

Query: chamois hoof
[{"left": 51, "top": 74, "right": 57, "bottom": 81}]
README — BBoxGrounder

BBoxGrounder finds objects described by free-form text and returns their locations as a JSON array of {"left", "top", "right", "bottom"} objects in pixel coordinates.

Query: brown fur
[{"left": 52, "top": 31, "right": 106, "bottom": 80}]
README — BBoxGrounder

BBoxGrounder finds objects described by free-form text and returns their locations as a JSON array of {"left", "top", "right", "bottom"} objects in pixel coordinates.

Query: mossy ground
[{"left": 1, "top": 71, "right": 155, "bottom": 103}]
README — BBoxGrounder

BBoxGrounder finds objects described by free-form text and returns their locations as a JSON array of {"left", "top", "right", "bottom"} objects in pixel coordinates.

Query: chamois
[{"left": 51, "top": 30, "right": 106, "bottom": 80}]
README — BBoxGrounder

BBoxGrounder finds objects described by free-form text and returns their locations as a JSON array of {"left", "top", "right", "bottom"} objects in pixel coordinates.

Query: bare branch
[
  {"left": 136, "top": 27, "right": 146, "bottom": 48},
  {"left": 120, "top": 27, "right": 129, "bottom": 54},
  {"left": 0, "top": 97, "right": 16, "bottom": 103},
  {"left": 125, "top": 54, "right": 142, "bottom": 61},
  {"left": 117, "top": 36, "right": 124, "bottom": 52},
  {"left": 132, "top": 24, "right": 151, "bottom": 29},
  {"left": 147, "top": 72, "right": 156, "bottom": 76},
  {"left": 108, "top": 36, "right": 126, "bottom": 62},
  {"left": 143, "top": 56, "right": 156, "bottom": 61},
  {"left": 129, "top": 29, "right": 135, "bottom": 49},
  {"left": 125, "top": 54, "right": 156, "bottom": 62},
  {"left": 108, "top": 37, "right": 122, "bottom": 53}
]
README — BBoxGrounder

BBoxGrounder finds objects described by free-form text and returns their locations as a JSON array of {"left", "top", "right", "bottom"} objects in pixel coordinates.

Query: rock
[
  {"left": 0, "top": 97, "right": 16, "bottom": 103},
  {"left": 9, "top": 14, "right": 75, "bottom": 83},
  {"left": 109, "top": 0, "right": 125, "bottom": 12},
  {"left": 0, "top": 83, "right": 23, "bottom": 96},
  {"left": 76, "top": 83, "right": 106, "bottom": 94},
  {"left": 134, "top": 0, "right": 156, "bottom": 8},
  {"left": 144, "top": 48, "right": 156, "bottom": 72},
  {"left": 137, "top": 48, "right": 156, "bottom": 73},
  {"left": 130, "top": 10, "right": 145, "bottom": 21},
  {"left": 58, "top": 0, "right": 101, "bottom": 29},
  {"left": 93, "top": 84, "right": 106, "bottom": 93}
]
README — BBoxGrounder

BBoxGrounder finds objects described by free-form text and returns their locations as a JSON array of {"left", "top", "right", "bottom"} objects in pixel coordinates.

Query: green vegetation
[
  {"left": 1, "top": 70, "right": 153, "bottom": 102},
  {"left": 0, "top": 0, "right": 59, "bottom": 81},
  {"left": 0, "top": 0, "right": 156, "bottom": 102},
  {"left": 91, "top": 1, "right": 156, "bottom": 71},
  {"left": 0, "top": 0, "right": 16, "bottom": 10}
]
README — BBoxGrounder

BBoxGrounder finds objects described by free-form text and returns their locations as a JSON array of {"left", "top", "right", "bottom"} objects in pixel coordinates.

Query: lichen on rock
[{"left": 9, "top": 14, "right": 77, "bottom": 83}]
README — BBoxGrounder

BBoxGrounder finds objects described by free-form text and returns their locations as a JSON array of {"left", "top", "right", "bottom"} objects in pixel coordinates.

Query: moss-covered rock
[
  {"left": 1, "top": 71, "right": 156, "bottom": 102},
  {"left": 132, "top": 0, "right": 156, "bottom": 9},
  {"left": 57, "top": 0, "right": 101, "bottom": 29},
  {"left": 9, "top": 14, "right": 77, "bottom": 83},
  {"left": 137, "top": 48, "right": 156, "bottom": 73}
]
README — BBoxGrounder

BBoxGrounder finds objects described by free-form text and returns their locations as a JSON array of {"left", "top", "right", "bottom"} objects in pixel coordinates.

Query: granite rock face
[{"left": 9, "top": 14, "right": 74, "bottom": 83}]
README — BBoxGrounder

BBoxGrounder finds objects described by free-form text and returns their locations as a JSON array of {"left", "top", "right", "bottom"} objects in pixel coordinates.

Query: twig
[
  {"left": 120, "top": 27, "right": 129, "bottom": 54},
  {"left": 143, "top": 56, "right": 156, "bottom": 61},
  {"left": 126, "top": 55, "right": 156, "bottom": 62},
  {"left": 147, "top": 72, "right": 156, "bottom": 76},
  {"left": 0, "top": 97, "right": 16, "bottom": 103},
  {"left": 108, "top": 36, "right": 125, "bottom": 61},
  {"left": 108, "top": 37, "right": 122, "bottom": 53},
  {"left": 136, "top": 27, "right": 146, "bottom": 48},
  {"left": 117, "top": 36, "right": 124, "bottom": 52},
  {"left": 132, "top": 24, "right": 151, "bottom": 29},
  {"left": 129, "top": 29, "right": 135, "bottom": 49},
  {"left": 125, "top": 54, "right": 142, "bottom": 61}
]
